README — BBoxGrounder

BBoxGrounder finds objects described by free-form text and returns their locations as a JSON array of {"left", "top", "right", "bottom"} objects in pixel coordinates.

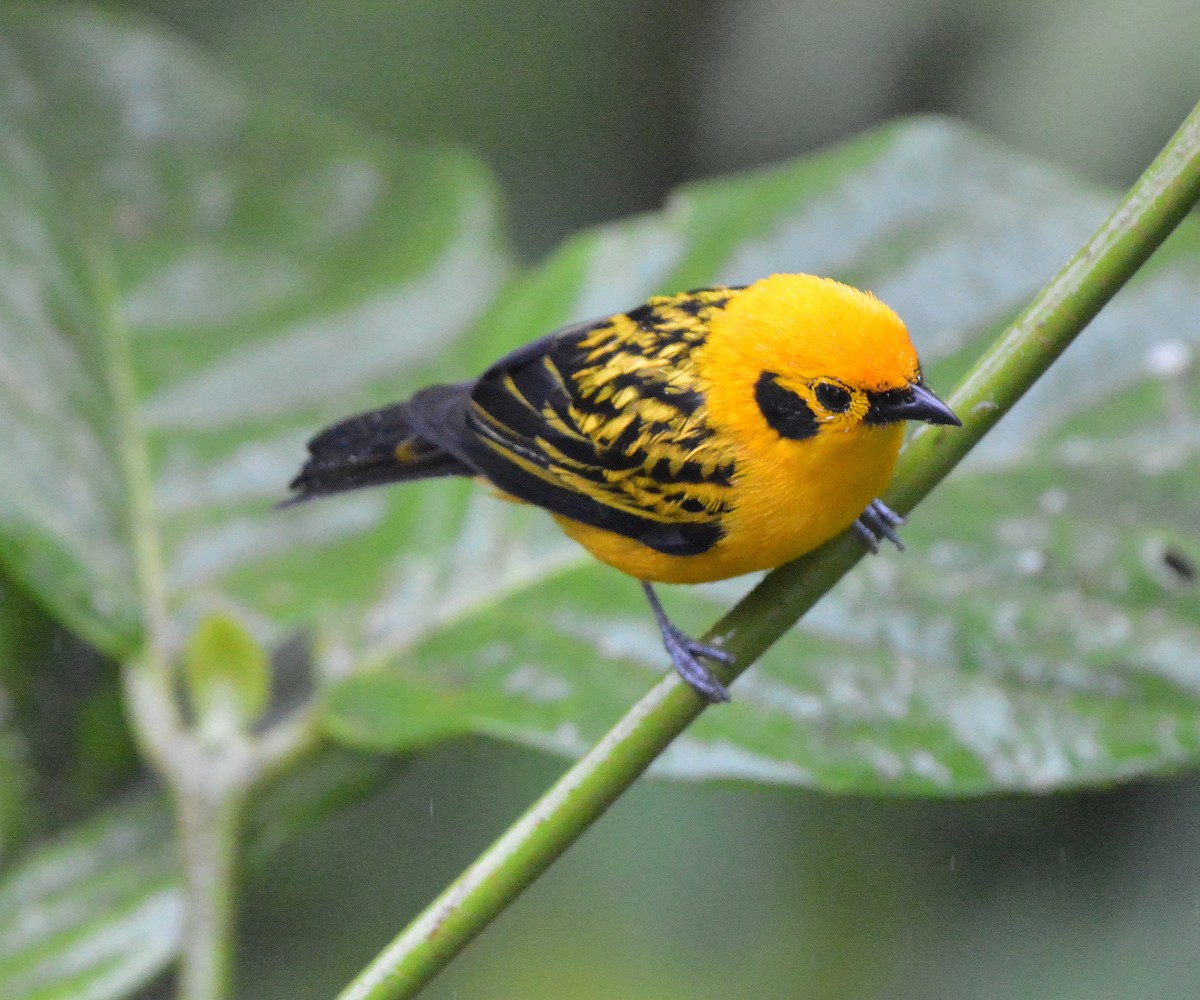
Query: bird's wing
[{"left": 451, "top": 291, "right": 741, "bottom": 556}]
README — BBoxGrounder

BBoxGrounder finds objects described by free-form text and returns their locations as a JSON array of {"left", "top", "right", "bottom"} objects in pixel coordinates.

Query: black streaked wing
[{"left": 456, "top": 300, "right": 737, "bottom": 556}]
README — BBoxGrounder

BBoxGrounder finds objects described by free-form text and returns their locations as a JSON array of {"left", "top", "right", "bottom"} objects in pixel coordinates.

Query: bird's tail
[{"left": 284, "top": 399, "right": 472, "bottom": 505}]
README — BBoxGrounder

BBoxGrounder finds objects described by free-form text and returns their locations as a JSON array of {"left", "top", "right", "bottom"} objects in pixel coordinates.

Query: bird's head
[{"left": 702, "top": 273, "right": 959, "bottom": 444}]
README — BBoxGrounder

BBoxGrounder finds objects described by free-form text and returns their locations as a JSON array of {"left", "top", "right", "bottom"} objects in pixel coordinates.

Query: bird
[{"left": 285, "top": 273, "right": 961, "bottom": 703}]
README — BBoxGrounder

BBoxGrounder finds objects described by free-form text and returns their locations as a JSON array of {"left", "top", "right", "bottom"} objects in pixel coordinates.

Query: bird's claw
[
  {"left": 642, "top": 582, "right": 733, "bottom": 703},
  {"left": 852, "top": 499, "right": 906, "bottom": 553},
  {"left": 663, "top": 633, "right": 732, "bottom": 704},
  {"left": 685, "top": 638, "right": 734, "bottom": 666}
]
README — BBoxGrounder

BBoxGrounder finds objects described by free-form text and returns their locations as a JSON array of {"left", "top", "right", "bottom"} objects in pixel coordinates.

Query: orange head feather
[
  {"left": 709, "top": 273, "right": 919, "bottom": 391},
  {"left": 699, "top": 273, "right": 923, "bottom": 445}
]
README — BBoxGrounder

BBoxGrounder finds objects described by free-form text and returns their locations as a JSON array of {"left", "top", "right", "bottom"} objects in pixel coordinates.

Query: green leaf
[
  {"left": 0, "top": 6, "right": 509, "bottom": 657},
  {"left": 1, "top": 9, "right": 1196, "bottom": 798},
  {"left": 240, "top": 747, "right": 398, "bottom": 868},
  {"left": 183, "top": 613, "right": 269, "bottom": 735},
  {"left": 324, "top": 676, "right": 474, "bottom": 751},
  {"left": 324, "top": 119, "right": 1200, "bottom": 794},
  {"left": 0, "top": 794, "right": 179, "bottom": 1000},
  {"left": 0, "top": 751, "right": 398, "bottom": 1000}
]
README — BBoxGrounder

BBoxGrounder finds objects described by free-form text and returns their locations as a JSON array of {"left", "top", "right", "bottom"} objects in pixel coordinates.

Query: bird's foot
[
  {"left": 660, "top": 625, "right": 734, "bottom": 704},
  {"left": 852, "top": 499, "right": 906, "bottom": 554},
  {"left": 641, "top": 582, "right": 733, "bottom": 703}
]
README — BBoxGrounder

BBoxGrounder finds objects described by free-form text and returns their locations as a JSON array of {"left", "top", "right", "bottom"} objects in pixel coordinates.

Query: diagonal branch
[{"left": 335, "top": 100, "right": 1200, "bottom": 1000}]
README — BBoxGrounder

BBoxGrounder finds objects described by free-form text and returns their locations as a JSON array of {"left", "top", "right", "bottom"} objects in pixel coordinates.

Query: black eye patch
[
  {"left": 814, "top": 381, "right": 852, "bottom": 413},
  {"left": 755, "top": 372, "right": 819, "bottom": 440}
]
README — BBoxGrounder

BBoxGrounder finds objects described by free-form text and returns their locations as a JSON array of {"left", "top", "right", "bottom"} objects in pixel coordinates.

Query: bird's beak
[{"left": 865, "top": 382, "right": 962, "bottom": 427}]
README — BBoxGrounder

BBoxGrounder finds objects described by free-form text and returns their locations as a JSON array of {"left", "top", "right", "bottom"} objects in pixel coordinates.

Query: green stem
[
  {"left": 89, "top": 241, "right": 324, "bottom": 1000},
  {"left": 160, "top": 707, "right": 317, "bottom": 1000},
  {"left": 337, "top": 675, "right": 703, "bottom": 1000},
  {"left": 336, "top": 101, "right": 1200, "bottom": 1000},
  {"left": 89, "top": 244, "right": 184, "bottom": 788},
  {"left": 90, "top": 245, "right": 238, "bottom": 1000},
  {"left": 175, "top": 784, "right": 247, "bottom": 1000},
  {"left": 90, "top": 246, "right": 173, "bottom": 674}
]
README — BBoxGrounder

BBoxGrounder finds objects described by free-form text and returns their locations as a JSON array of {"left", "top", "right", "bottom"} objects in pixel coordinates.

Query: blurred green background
[
  {"left": 103, "top": 0, "right": 1200, "bottom": 256},
  {"left": 31, "top": 0, "right": 1200, "bottom": 997}
]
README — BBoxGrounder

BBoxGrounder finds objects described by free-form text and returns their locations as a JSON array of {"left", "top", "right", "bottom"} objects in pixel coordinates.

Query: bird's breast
[
  {"left": 554, "top": 422, "right": 905, "bottom": 584},
  {"left": 712, "top": 421, "right": 905, "bottom": 577}
]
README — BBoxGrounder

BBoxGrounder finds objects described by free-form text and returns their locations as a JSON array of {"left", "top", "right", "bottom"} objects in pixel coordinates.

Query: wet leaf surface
[{"left": 0, "top": 9, "right": 1196, "bottom": 798}]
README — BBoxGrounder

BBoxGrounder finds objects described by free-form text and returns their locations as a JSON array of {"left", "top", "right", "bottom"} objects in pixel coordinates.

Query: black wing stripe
[
  {"left": 466, "top": 401, "right": 551, "bottom": 469},
  {"left": 469, "top": 446, "right": 721, "bottom": 556},
  {"left": 458, "top": 295, "right": 742, "bottom": 557}
]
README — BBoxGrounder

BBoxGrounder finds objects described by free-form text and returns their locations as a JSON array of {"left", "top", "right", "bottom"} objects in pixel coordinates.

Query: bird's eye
[{"left": 814, "top": 381, "right": 852, "bottom": 413}]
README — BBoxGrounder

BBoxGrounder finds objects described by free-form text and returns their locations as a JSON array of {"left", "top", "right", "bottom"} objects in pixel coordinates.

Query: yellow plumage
[
  {"left": 555, "top": 275, "right": 919, "bottom": 582},
  {"left": 288, "top": 273, "right": 960, "bottom": 701}
]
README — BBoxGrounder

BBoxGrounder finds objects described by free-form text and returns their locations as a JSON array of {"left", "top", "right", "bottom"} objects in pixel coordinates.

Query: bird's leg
[
  {"left": 851, "top": 498, "right": 906, "bottom": 554},
  {"left": 640, "top": 582, "right": 733, "bottom": 703}
]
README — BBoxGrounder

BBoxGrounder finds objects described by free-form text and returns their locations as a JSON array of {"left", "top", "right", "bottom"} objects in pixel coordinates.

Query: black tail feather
[{"left": 284, "top": 399, "right": 472, "bottom": 505}]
